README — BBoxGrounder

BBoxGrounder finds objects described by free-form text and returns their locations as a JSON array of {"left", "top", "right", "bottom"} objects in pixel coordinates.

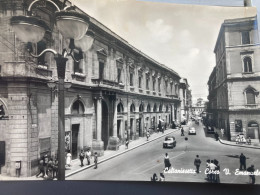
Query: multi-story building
[
  {"left": 191, "top": 98, "right": 206, "bottom": 116},
  {"left": 179, "top": 78, "right": 191, "bottom": 124},
  {"left": 208, "top": 16, "right": 260, "bottom": 141},
  {"left": 0, "top": 0, "right": 181, "bottom": 177}
]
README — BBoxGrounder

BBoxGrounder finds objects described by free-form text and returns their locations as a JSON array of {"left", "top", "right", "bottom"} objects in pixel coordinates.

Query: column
[
  {"left": 107, "top": 98, "right": 120, "bottom": 150},
  {"left": 96, "top": 97, "right": 102, "bottom": 141},
  {"left": 92, "top": 95, "right": 104, "bottom": 156},
  {"left": 113, "top": 100, "right": 117, "bottom": 137}
]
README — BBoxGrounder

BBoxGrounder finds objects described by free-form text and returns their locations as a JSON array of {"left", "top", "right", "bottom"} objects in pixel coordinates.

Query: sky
[{"left": 73, "top": 0, "right": 256, "bottom": 102}]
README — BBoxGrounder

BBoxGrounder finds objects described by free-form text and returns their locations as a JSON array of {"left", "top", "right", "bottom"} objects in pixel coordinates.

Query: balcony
[
  {"left": 146, "top": 90, "right": 150, "bottom": 94},
  {"left": 139, "top": 88, "right": 143, "bottom": 93},
  {"left": 129, "top": 86, "right": 135, "bottom": 92}
]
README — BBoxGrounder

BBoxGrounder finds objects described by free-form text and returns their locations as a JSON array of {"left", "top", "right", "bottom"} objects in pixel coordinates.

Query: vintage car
[
  {"left": 207, "top": 126, "right": 215, "bottom": 134},
  {"left": 163, "top": 136, "right": 176, "bottom": 148},
  {"left": 188, "top": 127, "right": 196, "bottom": 135}
]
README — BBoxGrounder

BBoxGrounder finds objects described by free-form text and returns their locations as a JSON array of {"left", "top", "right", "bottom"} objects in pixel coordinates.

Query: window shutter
[{"left": 246, "top": 90, "right": 255, "bottom": 104}]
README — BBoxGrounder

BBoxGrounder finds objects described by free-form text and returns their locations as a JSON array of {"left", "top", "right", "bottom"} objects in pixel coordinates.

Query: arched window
[
  {"left": 246, "top": 89, "right": 256, "bottom": 104},
  {"left": 130, "top": 104, "right": 135, "bottom": 113},
  {"left": 147, "top": 104, "right": 151, "bottom": 112},
  {"left": 243, "top": 57, "right": 252, "bottom": 73},
  {"left": 153, "top": 104, "right": 157, "bottom": 112},
  {"left": 159, "top": 104, "right": 162, "bottom": 112},
  {"left": 117, "top": 103, "right": 124, "bottom": 113},
  {"left": 139, "top": 104, "right": 144, "bottom": 112},
  {"left": 71, "top": 100, "right": 85, "bottom": 114}
]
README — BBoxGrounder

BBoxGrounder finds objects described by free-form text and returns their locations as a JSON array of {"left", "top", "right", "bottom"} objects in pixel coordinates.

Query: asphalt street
[{"left": 68, "top": 122, "right": 260, "bottom": 184}]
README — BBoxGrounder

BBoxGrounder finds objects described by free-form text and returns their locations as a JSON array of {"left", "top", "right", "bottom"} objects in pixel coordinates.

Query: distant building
[
  {"left": 179, "top": 78, "right": 192, "bottom": 124},
  {"left": 208, "top": 16, "right": 260, "bottom": 141},
  {"left": 192, "top": 98, "right": 206, "bottom": 116}
]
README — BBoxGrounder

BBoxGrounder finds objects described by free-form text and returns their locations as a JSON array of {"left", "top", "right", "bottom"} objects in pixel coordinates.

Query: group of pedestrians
[
  {"left": 78, "top": 149, "right": 98, "bottom": 169},
  {"left": 206, "top": 159, "right": 220, "bottom": 183},
  {"left": 151, "top": 172, "right": 165, "bottom": 182},
  {"left": 36, "top": 154, "right": 58, "bottom": 180}
]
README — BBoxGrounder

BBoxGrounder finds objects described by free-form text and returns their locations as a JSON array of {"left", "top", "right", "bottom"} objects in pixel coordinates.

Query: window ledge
[
  {"left": 72, "top": 73, "right": 86, "bottom": 82},
  {"left": 139, "top": 88, "right": 143, "bottom": 93},
  {"left": 36, "top": 65, "right": 52, "bottom": 77},
  {"left": 242, "top": 72, "right": 254, "bottom": 74}
]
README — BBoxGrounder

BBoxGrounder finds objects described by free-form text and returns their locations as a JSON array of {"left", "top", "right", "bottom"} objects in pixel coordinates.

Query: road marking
[{"left": 139, "top": 151, "right": 186, "bottom": 174}]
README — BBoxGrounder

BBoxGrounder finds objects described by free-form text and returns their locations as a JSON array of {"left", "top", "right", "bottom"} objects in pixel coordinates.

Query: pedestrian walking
[
  {"left": 236, "top": 135, "right": 240, "bottom": 144},
  {"left": 151, "top": 173, "right": 158, "bottom": 182},
  {"left": 214, "top": 160, "right": 220, "bottom": 183},
  {"left": 206, "top": 159, "right": 210, "bottom": 181},
  {"left": 79, "top": 149, "right": 85, "bottom": 167},
  {"left": 66, "top": 150, "right": 72, "bottom": 167},
  {"left": 159, "top": 172, "right": 165, "bottom": 181},
  {"left": 85, "top": 149, "right": 91, "bottom": 165},
  {"left": 94, "top": 152, "right": 98, "bottom": 169},
  {"left": 220, "top": 128, "right": 224, "bottom": 137},
  {"left": 209, "top": 160, "right": 217, "bottom": 183},
  {"left": 42, "top": 154, "right": 49, "bottom": 178},
  {"left": 47, "top": 158, "right": 54, "bottom": 180},
  {"left": 164, "top": 153, "right": 171, "bottom": 171},
  {"left": 146, "top": 130, "right": 150, "bottom": 141},
  {"left": 36, "top": 160, "right": 44, "bottom": 178},
  {"left": 214, "top": 132, "right": 219, "bottom": 141},
  {"left": 194, "top": 155, "right": 201, "bottom": 173},
  {"left": 239, "top": 153, "right": 246, "bottom": 171},
  {"left": 247, "top": 136, "right": 251, "bottom": 145},
  {"left": 125, "top": 139, "right": 129, "bottom": 149},
  {"left": 181, "top": 127, "right": 184, "bottom": 136},
  {"left": 52, "top": 158, "right": 58, "bottom": 179},
  {"left": 247, "top": 165, "right": 255, "bottom": 184}
]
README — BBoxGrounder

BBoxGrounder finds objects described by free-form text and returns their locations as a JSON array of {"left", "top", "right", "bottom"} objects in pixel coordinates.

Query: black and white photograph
[{"left": 0, "top": 0, "right": 260, "bottom": 188}]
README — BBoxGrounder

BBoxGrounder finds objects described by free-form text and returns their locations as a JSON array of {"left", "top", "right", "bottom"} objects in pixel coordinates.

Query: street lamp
[{"left": 10, "top": 0, "right": 94, "bottom": 180}]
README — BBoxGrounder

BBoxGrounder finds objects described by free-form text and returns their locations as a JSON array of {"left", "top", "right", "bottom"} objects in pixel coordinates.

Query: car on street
[
  {"left": 207, "top": 126, "right": 214, "bottom": 134},
  {"left": 188, "top": 127, "right": 196, "bottom": 135},
  {"left": 163, "top": 136, "right": 176, "bottom": 148}
]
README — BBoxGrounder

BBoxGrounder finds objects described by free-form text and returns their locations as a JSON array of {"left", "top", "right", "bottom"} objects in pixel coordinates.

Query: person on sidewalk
[
  {"left": 214, "top": 160, "right": 220, "bottom": 183},
  {"left": 36, "top": 160, "right": 44, "bottom": 178},
  {"left": 42, "top": 154, "right": 49, "bottom": 178},
  {"left": 164, "top": 153, "right": 171, "bottom": 171},
  {"left": 151, "top": 173, "right": 158, "bottom": 182},
  {"left": 125, "top": 139, "right": 129, "bottom": 149},
  {"left": 247, "top": 165, "right": 255, "bottom": 184},
  {"left": 159, "top": 172, "right": 165, "bottom": 181},
  {"left": 220, "top": 128, "right": 224, "bottom": 137},
  {"left": 247, "top": 136, "right": 251, "bottom": 145},
  {"left": 52, "top": 158, "right": 58, "bottom": 179},
  {"left": 181, "top": 127, "right": 184, "bottom": 136},
  {"left": 94, "top": 152, "right": 98, "bottom": 169},
  {"left": 79, "top": 150, "right": 85, "bottom": 167},
  {"left": 239, "top": 153, "right": 246, "bottom": 171},
  {"left": 194, "top": 155, "right": 201, "bottom": 173},
  {"left": 214, "top": 132, "right": 219, "bottom": 141},
  {"left": 47, "top": 158, "right": 54, "bottom": 180},
  {"left": 85, "top": 149, "right": 92, "bottom": 165},
  {"left": 146, "top": 130, "right": 150, "bottom": 141},
  {"left": 66, "top": 150, "right": 72, "bottom": 168},
  {"left": 206, "top": 159, "right": 210, "bottom": 181},
  {"left": 209, "top": 160, "right": 217, "bottom": 183},
  {"left": 236, "top": 135, "right": 240, "bottom": 144}
]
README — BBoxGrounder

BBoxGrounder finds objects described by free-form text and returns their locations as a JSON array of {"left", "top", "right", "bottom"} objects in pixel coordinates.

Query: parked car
[
  {"left": 188, "top": 127, "right": 196, "bottom": 135},
  {"left": 207, "top": 126, "right": 214, "bottom": 134},
  {"left": 163, "top": 136, "right": 176, "bottom": 148}
]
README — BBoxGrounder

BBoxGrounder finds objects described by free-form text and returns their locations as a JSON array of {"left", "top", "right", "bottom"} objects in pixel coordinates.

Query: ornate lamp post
[{"left": 10, "top": 0, "right": 94, "bottom": 180}]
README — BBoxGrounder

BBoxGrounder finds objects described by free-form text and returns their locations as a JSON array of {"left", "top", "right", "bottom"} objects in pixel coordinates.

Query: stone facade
[
  {"left": 208, "top": 16, "right": 260, "bottom": 141},
  {"left": 0, "top": 0, "right": 182, "bottom": 177}
]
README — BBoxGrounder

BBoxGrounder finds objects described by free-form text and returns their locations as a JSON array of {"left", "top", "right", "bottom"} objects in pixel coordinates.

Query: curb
[
  {"left": 65, "top": 128, "right": 178, "bottom": 178},
  {"left": 218, "top": 139, "right": 260, "bottom": 150}
]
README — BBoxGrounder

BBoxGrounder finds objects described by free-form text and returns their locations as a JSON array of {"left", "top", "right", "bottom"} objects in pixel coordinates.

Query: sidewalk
[
  {"left": 0, "top": 128, "right": 178, "bottom": 181},
  {"left": 213, "top": 127, "right": 260, "bottom": 149},
  {"left": 65, "top": 128, "right": 178, "bottom": 178}
]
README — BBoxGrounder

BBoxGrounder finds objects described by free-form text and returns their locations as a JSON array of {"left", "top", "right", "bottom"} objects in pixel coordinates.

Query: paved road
[{"left": 68, "top": 122, "right": 260, "bottom": 184}]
